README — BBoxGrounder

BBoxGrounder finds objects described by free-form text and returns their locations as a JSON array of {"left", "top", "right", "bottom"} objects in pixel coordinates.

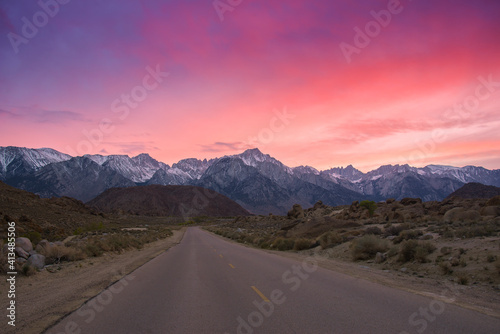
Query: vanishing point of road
[{"left": 46, "top": 227, "right": 500, "bottom": 333}]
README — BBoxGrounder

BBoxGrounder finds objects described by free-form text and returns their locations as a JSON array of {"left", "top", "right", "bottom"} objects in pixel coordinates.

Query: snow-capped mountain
[
  {"left": 0, "top": 146, "right": 71, "bottom": 180},
  {"left": 84, "top": 153, "right": 168, "bottom": 183},
  {"left": 2, "top": 146, "right": 500, "bottom": 214},
  {"left": 10, "top": 156, "right": 135, "bottom": 202},
  {"left": 172, "top": 158, "right": 213, "bottom": 180},
  {"left": 321, "top": 165, "right": 364, "bottom": 183},
  {"left": 423, "top": 165, "right": 500, "bottom": 185}
]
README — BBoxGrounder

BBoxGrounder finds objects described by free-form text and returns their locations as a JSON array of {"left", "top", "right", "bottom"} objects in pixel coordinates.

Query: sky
[{"left": 1, "top": 0, "right": 499, "bottom": 172}]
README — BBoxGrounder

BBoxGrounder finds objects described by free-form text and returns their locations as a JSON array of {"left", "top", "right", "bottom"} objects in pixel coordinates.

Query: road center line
[
  {"left": 219, "top": 254, "right": 223, "bottom": 258},
  {"left": 251, "top": 286, "right": 270, "bottom": 302},
  {"left": 228, "top": 264, "right": 235, "bottom": 269}
]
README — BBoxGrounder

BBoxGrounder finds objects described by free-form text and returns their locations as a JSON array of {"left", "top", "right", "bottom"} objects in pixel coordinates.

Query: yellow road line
[
  {"left": 251, "top": 286, "right": 270, "bottom": 302},
  {"left": 219, "top": 254, "right": 223, "bottom": 258},
  {"left": 229, "top": 264, "right": 235, "bottom": 269}
]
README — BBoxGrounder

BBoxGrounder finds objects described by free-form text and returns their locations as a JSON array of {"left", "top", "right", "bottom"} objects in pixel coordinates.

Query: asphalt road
[{"left": 46, "top": 227, "right": 500, "bottom": 334}]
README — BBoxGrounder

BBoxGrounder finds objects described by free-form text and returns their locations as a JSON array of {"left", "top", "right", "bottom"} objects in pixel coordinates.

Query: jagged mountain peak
[
  {"left": 234, "top": 148, "right": 271, "bottom": 165},
  {"left": 0, "top": 146, "right": 72, "bottom": 180},
  {"left": 2, "top": 145, "right": 500, "bottom": 215},
  {"left": 293, "top": 165, "right": 320, "bottom": 175},
  {"left": 322, "top": 165, "right": 364, "bottom": 182}
]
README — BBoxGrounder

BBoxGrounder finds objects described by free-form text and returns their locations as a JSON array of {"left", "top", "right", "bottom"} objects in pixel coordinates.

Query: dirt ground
[{"left": 0, "top": 228, "right": 186, "bottom": 334}]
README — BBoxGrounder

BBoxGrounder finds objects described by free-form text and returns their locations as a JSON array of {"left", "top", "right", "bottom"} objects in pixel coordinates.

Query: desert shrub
[
  {"left": 22, "top": 231, "right": 42, "bottom": 245},
  {"left": 107, "top": 234, "right": 142, "bottom": 251},
  {"left": 365, "top": 227, "right": 382, "bottom": 235},
  {"left": 43, "top": 245, "right": 86, "bottom": 264},
  {"left": 393, "top": 229, "right": 422, "bottom": 244},
  {"left": 457, "top": 274, "right": 469, "bottom": 285},
  {"left": 384, "top": 223, "right": 410, "bottom": 236},
  {"left": 351, "top": 235, "right": 389, "bottom": 261},
  {"left": 74, "top": 222, "right": 106, "bottom": 235},
  {"left": 387, "top": 245, "right": 399, "bottom": 258},
  {"left": 440, "top": 247, "right": 452, "bottom": 255},
  {"left": 360, "top": 200, "right": 377, "bottom": 217},
  {"left": 439, "top": 262, "right": 453, "bottom": 275},
  {"left": 442, "top": 230, "right": 455, "bottom": 239},
  {"left": 82, "top": 242, "right": 104, "bottom": 257},
  {"left": 398, "top": 240, "right": 436, "bottom": 263},
  {"left": 21, "top": 263, "right": 37, "bottom": 276},
  {"left": 454, "top": 223, "right": 496, "bottom": 238},
  {"left": 253, "top": 237, "right": 265, "bottom": 245},
  {"left": 487, "top": 255, "right": 497, "bottom": 263},
  {"left": 258, "top": 240, "right": 270, "bottom": 249},
  {"left": 272, "top": 238, "right": 295, "bottom": 251},
  {"left": 293, "top": 238, "right": 313, "bottom": 251},
  {"left": 318, "top": 231, "right": 342, "bottom": 249}
]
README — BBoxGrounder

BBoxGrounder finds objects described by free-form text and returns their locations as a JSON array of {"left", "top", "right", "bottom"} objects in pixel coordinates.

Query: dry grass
[
  {"left": 293, "top": 238, "right": 314, "bottom": 251},
  {"left": 41, "top": 245, "right": 86, "bottom": 264},
  {"left": 351, "top": 235, "right": 389, "bottom": 261},
  {"left": 318, "top": 231, "right": 343, "bottom": 249},
  {"left": 398, "top": 240, "right": 436, "bottom": 263}
]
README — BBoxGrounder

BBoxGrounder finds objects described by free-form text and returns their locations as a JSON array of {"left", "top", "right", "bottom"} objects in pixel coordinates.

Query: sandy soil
[{"left": 0, "top": 228, "right": 186, "bottom": 334}]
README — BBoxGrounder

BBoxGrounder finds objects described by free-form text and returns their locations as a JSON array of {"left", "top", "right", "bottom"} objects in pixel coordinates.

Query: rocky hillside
[
  {"left": 87, "top": 185, "right": 251, "bottom": 217},
  {"left": 445, "top": 182, "right": 500, "bottom": 200},
  {"left": 0, "top": 181, "right": 105, "bottom": 240}
]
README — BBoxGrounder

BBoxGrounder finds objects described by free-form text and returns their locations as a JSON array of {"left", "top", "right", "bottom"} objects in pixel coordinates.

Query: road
[{"left": 46, "top": 227, "right": 500, "bottom": 334}]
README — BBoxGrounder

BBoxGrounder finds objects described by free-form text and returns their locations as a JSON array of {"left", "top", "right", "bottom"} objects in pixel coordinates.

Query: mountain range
[{"left": 1, "top": 146, "right": 500, "bottom": 214}]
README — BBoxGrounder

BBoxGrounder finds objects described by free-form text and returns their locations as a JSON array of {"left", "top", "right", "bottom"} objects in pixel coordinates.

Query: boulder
[
  {"left": 37, "top": 239, "right": 51, "bottom": 249},
  {"left": 480, "top": 206, "right": 500, "bottom": 217},
  {"left": 27, "top": 254, "right": 46, "bottom": 269},
  {"left": 16, "top": 257, "right": 27, "bottom": 265},
  {"left": 15, "top": 237, "right": 33, "bottom": 252},
  {"left": 15, "top": 246, "right": 29, "bottom": 259},
  {"left": 386, "top": 198, "right": 396, "bottom": 204},
  {"left": 313, "top": 201, "right": 325, "bottom": 210},
  {"left": 444, "top": 207, "right": 480, "bottom": 222},
  {"left": 443, "top": 207, "right": 464, "bottom": 223},
  {"left": 375, "top": 252, "right": 387, "bottom": 264},
  {"left": 420, "top": 233, "right": 434, "bottom": 240},
  {"left": 349, "top": 201, "right": 359, "bottom": 212},
  {"left": 287, "top": 204, "right": 304, "bottom": 219},
  {"left": 461, "top": 210, "right": 481, "bottom": 222},
  {"left": 400, "top": 198, "right": 422, "bottom": 206},
  {"left": 486, "top": 196, "right": 500, "bottom": 206}
]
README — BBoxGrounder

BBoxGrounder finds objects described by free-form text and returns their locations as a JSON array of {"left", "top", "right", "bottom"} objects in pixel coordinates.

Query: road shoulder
[{"left": 0, "top": 227, "right": 186, "bottom": 334}]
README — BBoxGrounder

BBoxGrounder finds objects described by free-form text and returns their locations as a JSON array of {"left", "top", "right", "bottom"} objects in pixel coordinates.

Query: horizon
[
  {"left": 1, "top": 1, "right": 500, "bottom": 172},
  {"left": 2, "top": 145, "right": 497, "bottom": 174}
]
